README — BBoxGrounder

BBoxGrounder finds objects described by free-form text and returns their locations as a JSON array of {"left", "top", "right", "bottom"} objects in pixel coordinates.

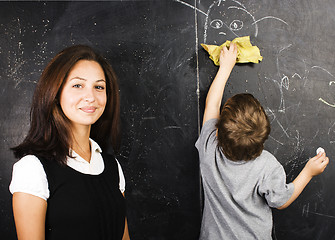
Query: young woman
[{"left": 9, "top": 45, "right": 130, "bottom": 240}]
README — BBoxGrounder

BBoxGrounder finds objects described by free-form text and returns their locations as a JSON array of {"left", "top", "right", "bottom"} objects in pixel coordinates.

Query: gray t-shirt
[{"left": 195, "top": 119, "right": 294, "bottom": 240}]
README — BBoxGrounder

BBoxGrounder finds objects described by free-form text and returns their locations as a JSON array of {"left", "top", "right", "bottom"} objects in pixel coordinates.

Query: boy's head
[{"left": 216, "top": 93, "right": 270, "bottom": 161}]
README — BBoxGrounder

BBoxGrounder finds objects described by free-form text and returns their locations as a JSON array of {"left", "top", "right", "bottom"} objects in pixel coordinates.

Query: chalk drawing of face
[
  {"left": 176, "top": 0, "right": 288, "bottom": 44},
  {"left": 204, "top": 0, "right": 257, "bottom": 44}
]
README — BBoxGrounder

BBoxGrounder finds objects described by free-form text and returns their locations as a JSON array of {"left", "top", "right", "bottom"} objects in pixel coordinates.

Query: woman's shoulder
[
  {"left": 14, "top": 155, "right": 44, "bottom": 169},
  {"left": 10, "top": 155, "right": 49, "bottom": 200}
]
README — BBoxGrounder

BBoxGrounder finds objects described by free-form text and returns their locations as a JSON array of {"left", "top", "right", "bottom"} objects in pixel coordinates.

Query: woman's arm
[
  {"left": 122, "top": 193, "right": 130, "bottom": 240},
  {"left": 13, "top": 192, "right": 47, "bottom": 240},
  {"left": 122, "top": 217, "right": 130, "bottom": 240}
]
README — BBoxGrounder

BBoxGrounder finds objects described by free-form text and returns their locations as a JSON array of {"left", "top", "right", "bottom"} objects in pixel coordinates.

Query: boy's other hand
[
  {"left": 219, "top": 43, "right": 238, "bottom": 70},
  {"left": 304, "top": 152, "right": 329, "bottom": 177}
]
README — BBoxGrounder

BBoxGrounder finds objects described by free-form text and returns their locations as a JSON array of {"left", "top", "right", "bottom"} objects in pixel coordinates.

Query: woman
[{"left": 9, "top": 45, "right": 130, "bottom": 240}]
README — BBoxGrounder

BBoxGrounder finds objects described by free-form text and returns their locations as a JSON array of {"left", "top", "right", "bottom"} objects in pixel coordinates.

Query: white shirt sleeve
[
  {"left": 115, "top": 158, "right": 126, "bottom": 193},
  {"left": 9, "top": 155, "right": 49, "bottom": 200}
]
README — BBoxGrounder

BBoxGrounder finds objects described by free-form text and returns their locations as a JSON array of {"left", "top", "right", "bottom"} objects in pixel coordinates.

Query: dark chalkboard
[{"left": 0, "top": 1, "right": 334, "bottom": 239}]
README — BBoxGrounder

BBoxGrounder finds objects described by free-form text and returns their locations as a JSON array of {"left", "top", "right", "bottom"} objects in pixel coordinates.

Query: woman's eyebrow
[
  {"left": 69, "top": 77, "right": 87, "bottom": 81},
  {"left": 70, "top": 77, "right": 105, "bottom": 82},
  {"left": 96, "top": 79, "right": 106, "bottom": 83}
]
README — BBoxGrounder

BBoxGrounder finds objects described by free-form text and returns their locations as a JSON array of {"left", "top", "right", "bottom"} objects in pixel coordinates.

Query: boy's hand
[
  {"left": 304, "top": 152, "right": 329, "bottom": 177},
  {"left": 278, "top": 152, "right": 329, "bottom": 210},
  {"left": 219, "top": 43, "right": 238, "bottom": 70}
]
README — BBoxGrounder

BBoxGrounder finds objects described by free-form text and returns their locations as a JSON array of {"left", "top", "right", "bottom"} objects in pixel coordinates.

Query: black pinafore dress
[{"left": 40, "top": 152, "right": 126, "bottom": 240}]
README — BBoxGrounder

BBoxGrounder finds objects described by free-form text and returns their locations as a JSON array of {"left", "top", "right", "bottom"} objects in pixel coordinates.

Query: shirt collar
[
  {"left": 89, "top": 138, "right": 102, "bottom": 153},
  {"left": 69, "top": 138, "right": 102, "bottom": 162}
]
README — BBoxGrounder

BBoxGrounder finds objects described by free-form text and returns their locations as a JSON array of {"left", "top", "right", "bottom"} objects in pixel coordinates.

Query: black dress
[{"left": 40, "top": 152, "right": 126, "bottom": 240}]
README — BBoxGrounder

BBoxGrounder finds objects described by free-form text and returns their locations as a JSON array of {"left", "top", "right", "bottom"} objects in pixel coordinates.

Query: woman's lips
[{"left": 80, "top": 106, "right": 97, "bottom": 113}]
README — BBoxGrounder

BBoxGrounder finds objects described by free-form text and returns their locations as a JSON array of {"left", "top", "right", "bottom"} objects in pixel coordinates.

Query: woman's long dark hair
[{"left": 11, "top": 45, "right": 120, "bottom": 165}]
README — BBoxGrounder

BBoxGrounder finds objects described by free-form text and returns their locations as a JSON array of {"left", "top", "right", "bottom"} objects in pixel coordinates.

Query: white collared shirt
[{"left": 9, "top": 139, "right": 125, "bottom": 200}]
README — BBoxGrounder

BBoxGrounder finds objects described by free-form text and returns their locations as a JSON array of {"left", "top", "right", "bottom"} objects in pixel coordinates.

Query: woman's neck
[{"left": 71, "top": 125, "right": 92, "bottom": 163}]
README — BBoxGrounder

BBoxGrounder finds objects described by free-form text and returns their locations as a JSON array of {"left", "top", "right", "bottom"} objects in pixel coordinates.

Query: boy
[{"left": 195, "top": 43, "right": 329, "bottom": 239}]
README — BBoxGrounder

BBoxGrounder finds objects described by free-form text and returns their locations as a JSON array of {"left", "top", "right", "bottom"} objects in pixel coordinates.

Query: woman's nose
[{"left": 83, "top": 89, "right": 95, "bottom": 103}]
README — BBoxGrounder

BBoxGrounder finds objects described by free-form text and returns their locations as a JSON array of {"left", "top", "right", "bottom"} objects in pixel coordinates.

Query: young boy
[{"left": 195, "top": 43, "right": 329, "bottom": 239}]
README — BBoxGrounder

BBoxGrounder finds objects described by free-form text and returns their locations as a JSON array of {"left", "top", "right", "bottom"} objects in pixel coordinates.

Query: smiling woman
[
  {"left": 60, "top": 61, "right": 107, "bottom": 136},
  {"left": 9, "top": 45, "right": 130, "bottom": 240}
]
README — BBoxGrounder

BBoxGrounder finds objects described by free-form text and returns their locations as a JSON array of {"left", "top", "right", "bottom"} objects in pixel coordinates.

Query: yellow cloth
[{"left": 201, "top": 36, "right": 263, "bottom": 66}]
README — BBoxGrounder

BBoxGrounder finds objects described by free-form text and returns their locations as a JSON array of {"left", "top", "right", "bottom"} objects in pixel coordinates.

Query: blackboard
[{"left": 0, "top": 1, "right": 334, "bottom": 239}]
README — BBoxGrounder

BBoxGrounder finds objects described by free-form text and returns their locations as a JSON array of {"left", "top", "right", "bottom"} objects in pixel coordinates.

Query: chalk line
[
  {"left": 252, "top": 16, "right": 288, "bottom": 26},
  {"left": 319, "top": 98, "right": 335, "bottom": 108},
  {"left": 174, "top": 0, "right": 208, "bottom": 16}
]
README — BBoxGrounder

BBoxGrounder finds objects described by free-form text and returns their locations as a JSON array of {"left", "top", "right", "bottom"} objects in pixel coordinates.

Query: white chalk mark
[
  {"left": 328, "top": 122, "right": 335, "bottom": 135},
  {"left": 302, "top": 203, "right": 310, "bottom": 217},
  {"left": 310, "top": 66, "right": 335, "bottom": 107},
  {"left": 279, "top": 44, "right": 292, "bottom": 54},
  {"left": 164, "top": 126, "right": 182, "bottom": 129},
  {"left": 203, "top": 3, "right": 213, "bottom": 43},
  {"left": 307, "top": 211, "right": 335, "bottom": 219},
  {"left": 265, "top": 76, "right": 286, "bottom": 113},
  {"left": 232, "top": 0, "right": 246, "bottom": 9},
  {"left": 118, "top": 153, "right": 128, "bottom": 159},
  {"left": 275, "top": 117, "right": 290, "bottom": 137},
  {"left": 266, "top": 108, "right": 290, "bottom": 138},
  {"left": 281, "top": 75, "right": 289, "bottom": 90},
  {"left": 174, "top": 0, "right": 208, "bottom": 16},
  {"left": 228, "top": 6, "right": 258, "bottom": 37},
  {"left": 292, "top": 73, "right": 302, "bottom": 79},
  {"left": 270, "top": 44, "right": 293, "bottom": 113},
  {"left": 311, "top": 130, "right": 319, "bottom": 142},
  {"left": 210, "top": 19, "right": 224, "bottom": 29},
  {"left": 252, "top": 16, "right": 288, "bottom": 26},
  {"left": 142, "top": 117, "right": 156, "bottom": 120},
  {"left": 294, "top": 130, "right": 301, "bottom": 150},
  {"left": 319, "top": 98, "right": 335, "bottom": 108},
  {"left": 311, "top": 65, "right": 335, "bottom": 78},
  {"left": 204, "top": 1, "right": 257, "bottom": 43},
  {"left": 229, "top": 19, "right": 243, "bottom": 31},
  {"left": 268, "top": 135, "right": 284, "bottom": 145},
  {"left": 194, "top": 0, "right": 201, "bottom": 135}
]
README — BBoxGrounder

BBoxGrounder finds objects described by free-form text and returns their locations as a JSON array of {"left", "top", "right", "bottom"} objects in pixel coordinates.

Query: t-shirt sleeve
[
  {"left": 115, "top": 158, "right": 126, "bottom": 193},
  {"left": 195, "top": 118, "right": 218, "bottom": 158},
  {"left": 258, "top": 162, "right": 294, "bottom": 208},
  {"left": 9, "top": 155, "right": 49, "bottom": 201}
]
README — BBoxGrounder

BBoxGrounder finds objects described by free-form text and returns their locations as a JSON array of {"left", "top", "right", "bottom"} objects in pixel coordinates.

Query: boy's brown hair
[{"left": 216, "top": 93, "right": 270, "bottom": 161}]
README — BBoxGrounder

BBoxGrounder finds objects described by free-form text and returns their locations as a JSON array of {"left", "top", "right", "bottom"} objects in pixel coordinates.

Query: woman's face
[{"left": 60, "top": 60, "right": 107, "bottom": 129}]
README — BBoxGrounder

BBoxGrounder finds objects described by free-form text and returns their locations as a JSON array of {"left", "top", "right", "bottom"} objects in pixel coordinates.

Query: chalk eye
[
  {"left": 229, "top": 20, "right": 243, "bottom": 31},
  {"left": 210, "top": 19, "right": 224, "bottom": 29}
]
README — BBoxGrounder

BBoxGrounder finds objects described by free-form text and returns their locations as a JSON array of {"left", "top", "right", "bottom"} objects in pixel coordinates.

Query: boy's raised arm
[{"left": 203, "top": 43, "right": 238, "bottom": 125}]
